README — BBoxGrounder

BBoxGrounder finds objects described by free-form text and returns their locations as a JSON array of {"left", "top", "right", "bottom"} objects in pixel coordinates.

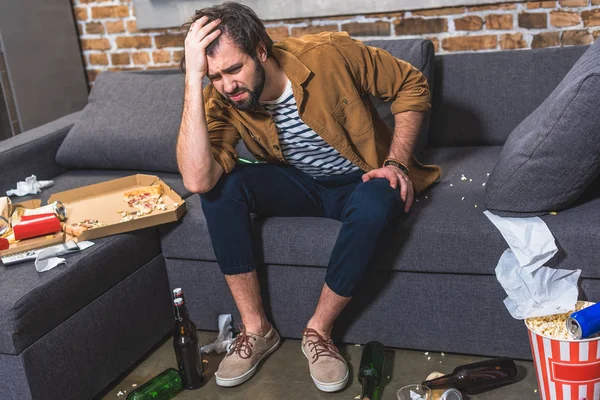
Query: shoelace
[
  {"left": 227, "top": 325, "right": 256, "bottom": 359},
  {"left": 302, "top": 328, "right": 344, "bottom": 364}
]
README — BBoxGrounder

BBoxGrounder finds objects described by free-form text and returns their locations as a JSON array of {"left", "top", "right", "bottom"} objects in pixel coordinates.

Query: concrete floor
[{"left": 101, "top": 331, "right": 540, "bottom": 400}]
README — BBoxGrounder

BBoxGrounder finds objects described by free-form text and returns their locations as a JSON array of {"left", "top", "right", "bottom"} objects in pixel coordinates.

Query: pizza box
[
  {"left": 47, "top": 174, "right": 186, "bottom": 242},
  {"left": 0, "top": 199, "right": 66, "bottom": 257}
]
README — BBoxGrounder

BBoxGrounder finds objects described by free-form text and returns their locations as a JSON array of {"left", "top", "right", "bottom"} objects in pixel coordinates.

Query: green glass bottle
[
  {"left": 125, "top": 368, "right": 183, "bottom": 400},
  {"left": 358, "top": 341, "right": 386, "bottom": 400}
]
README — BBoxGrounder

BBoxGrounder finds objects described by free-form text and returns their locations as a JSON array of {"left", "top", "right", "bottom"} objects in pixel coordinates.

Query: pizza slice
[
  {"left": 64, "top": 219, "right": 107, "bottom": 237},
  {"left": 123, "top": 185, "right": 164, "bottom": 215}
]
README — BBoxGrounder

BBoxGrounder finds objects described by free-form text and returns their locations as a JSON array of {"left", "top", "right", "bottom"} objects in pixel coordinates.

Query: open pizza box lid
[
  {"left": 0, "top": 199, "right": 65, "bottom": 257},
  {"left": 48, "top": 174, "right": 186, "bottom": 242}
]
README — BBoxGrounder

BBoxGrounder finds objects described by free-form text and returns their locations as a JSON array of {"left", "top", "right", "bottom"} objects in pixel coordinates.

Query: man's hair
[{"left": 180, "top": 2, "right": 273, "bottom": 74}]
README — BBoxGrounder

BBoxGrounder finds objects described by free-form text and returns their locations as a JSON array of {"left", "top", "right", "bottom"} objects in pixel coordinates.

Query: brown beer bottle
[
  {"left": 422, "top": 357, "right": 517, "bottom": 393},
  {"left": 172, "top": 288, "right": 199, "bottom": 342},
  {"left": 173, "top": 298, "right": 205, "bottom": 389}
]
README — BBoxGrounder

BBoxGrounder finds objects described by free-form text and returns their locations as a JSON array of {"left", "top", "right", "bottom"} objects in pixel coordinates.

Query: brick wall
[{"left": 73, "top": 0, "right": 600, "bottom": 85}]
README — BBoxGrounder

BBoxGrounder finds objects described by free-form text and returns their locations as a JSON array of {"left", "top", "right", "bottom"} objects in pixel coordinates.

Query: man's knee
[{"left": 347, "top": 178, "right": 404, "bottom": 223}]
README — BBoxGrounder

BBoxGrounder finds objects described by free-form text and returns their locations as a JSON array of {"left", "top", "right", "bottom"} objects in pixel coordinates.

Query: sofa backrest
[
  {"left": 364, "top": 39, "right": 435, "bottom": 158},
  {"left": 56, "top": 38, "right": 435, "bottom": 173},
  {"left": 429, "top": 45, "right": 589, "bottom": 148}
]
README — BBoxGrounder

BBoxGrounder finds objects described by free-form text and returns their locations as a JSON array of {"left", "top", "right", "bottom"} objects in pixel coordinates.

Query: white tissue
[
  {"left": 6, "top": 175, "right": 54, "bottom": 197},
  {"left": 410, "top": 390, "right": 426, "bottom": 400},
  {"left": 35, "top": 241, "right": 95, "bottom": 272},
  {"left": 201, "top": 314, "right": 234, "bottom": 354},
  {"left": 484, "top": 211, "right": 580, "bottom": 319}
]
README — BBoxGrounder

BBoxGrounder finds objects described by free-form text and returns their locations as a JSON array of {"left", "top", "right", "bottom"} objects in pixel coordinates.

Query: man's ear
[{"left": 256, "top": 43, "right": 268, "bottom": 63}]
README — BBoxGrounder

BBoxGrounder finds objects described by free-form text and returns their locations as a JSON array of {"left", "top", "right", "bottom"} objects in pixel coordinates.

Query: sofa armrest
[{"left": 0, "top": 111, "right": 82, "bottom": 195}]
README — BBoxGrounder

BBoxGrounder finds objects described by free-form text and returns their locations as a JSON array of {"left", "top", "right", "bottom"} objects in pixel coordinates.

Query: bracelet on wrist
[{"left": 383, "top": 159, "right": 409, "bottom": 175}]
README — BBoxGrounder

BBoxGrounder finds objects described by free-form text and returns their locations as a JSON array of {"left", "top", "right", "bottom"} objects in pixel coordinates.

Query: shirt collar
[{"left": 271, "top": 46, "right": 312, "bottom": 86}]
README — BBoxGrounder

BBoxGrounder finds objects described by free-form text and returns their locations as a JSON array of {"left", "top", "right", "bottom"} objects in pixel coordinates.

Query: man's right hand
[{"left": 184, "top": 16, "right": 222, "bottom": 80}]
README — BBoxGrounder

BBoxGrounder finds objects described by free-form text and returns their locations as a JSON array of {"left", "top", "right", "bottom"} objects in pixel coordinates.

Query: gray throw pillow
[
  {"left": 485, "top": 41, "right": 600, "bottom": 217},
  {"left": 56, "top": 70, "right": 184, "bottom": 173}
]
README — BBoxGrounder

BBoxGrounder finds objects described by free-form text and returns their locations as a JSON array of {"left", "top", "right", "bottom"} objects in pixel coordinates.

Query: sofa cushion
[
  {"left": 56, "top": 70, "right": 184, "bottom": 173},
  {"left": 160, "top": 146, "right": 600, "bottom": 278},
  {"left": 429, "top": 45, "right": 589, "bottom": 147},
  {"left": 485, "top": 41, "right": 600, "bottom": 216},
  {"left": 0, "top": 228, "right": 161, "bottom": 354},
  {"left": 15, "top": 169, "right": 191, "bottom": 205}
]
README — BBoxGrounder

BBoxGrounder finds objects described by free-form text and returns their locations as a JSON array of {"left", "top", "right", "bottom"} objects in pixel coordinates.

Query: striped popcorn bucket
[{"left": 527, "top": 324, "right": 600, "bottom": 400}]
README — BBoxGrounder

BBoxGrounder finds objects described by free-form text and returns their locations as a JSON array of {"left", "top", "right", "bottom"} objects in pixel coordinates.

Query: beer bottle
[
  {"left": 126, "top": 368, "right": 182, "bottom": 400},
  {"left": 358, "top": 341, "right": 386, "bottom": 400},
  {"left": 172, "top": 288, "right": 199, "bottom": 341},
  {"left": 173, "top": 298, "right": 205, "bottom": 389},
  {"left": 422, "top": 357, "right": 517, "bottom": 393}
]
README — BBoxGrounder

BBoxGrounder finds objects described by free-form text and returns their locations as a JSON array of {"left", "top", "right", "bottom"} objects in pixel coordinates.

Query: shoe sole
[
  {"left": 215, "top": 338, "right": 281, "bottom": 387},
  {"left": 301, "top": 346, "right": 349, "bottom": 392}
]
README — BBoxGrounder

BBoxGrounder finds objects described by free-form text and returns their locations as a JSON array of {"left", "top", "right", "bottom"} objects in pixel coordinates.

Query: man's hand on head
[
  {"left": 185, "top": 16, "right": 222, "bottom": 81},
  {"left": 362, "top": 166, "right": 414, "bottom": 213}
]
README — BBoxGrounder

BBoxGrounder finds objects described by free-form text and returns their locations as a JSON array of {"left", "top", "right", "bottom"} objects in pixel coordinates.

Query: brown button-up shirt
[{"left": 203, "top": 32, "right": 441, "bottom": 193}]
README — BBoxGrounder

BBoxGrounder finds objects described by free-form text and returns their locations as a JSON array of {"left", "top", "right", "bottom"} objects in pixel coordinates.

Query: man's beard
[{"left": 225, "top": 57, "right": 266, "bottom": 111}]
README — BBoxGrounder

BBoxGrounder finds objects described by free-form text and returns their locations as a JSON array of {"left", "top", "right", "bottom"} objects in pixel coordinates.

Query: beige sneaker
[
  {"left": 215, "top": 324, "right": 280, "bottom": 387},
  {"left": 301, "top": 328, "right": 349, "bottom": 392}
]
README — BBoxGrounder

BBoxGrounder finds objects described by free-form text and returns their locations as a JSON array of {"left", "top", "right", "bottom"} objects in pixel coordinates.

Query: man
[{"left": 176, "top": 1, "right": 440, "bottom": 392}]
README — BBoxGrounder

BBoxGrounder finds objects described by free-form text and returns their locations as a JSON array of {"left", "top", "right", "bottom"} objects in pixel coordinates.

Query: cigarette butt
[{"left": 549, "top": 211, "right": 558, "bottom": 215}]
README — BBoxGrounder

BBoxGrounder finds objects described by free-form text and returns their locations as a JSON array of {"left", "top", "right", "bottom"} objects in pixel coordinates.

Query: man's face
[{"left": 207, "top": 37, "right": 266, "bottom": 111}]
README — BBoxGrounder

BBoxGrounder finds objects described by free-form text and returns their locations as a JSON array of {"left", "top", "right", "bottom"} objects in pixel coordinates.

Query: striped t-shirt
[{"left": 261, "top": 79, "right": 359, "bottom": 177}]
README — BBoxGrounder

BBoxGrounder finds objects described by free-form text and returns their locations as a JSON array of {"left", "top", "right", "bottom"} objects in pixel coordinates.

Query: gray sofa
[{"left": 1, "top": 38, "right": 598, "bottom": 400}]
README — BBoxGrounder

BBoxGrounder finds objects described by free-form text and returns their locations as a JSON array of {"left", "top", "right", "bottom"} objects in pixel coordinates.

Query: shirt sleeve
[
  {"left": 204, "top": 87, "right": 240, "bottom": 174},
  {"left": 331, "top": 32, "right": 431, "bottom": 114}
]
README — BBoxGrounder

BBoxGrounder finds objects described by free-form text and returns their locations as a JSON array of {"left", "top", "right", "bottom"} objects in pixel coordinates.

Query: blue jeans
[{"left": 199, "top": 164, "right": 405, "bottom": 297}]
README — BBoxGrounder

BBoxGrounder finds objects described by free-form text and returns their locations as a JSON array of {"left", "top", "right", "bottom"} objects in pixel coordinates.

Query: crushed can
[{"left": 567, "top": 302, "right": 600, "bottom": 340}]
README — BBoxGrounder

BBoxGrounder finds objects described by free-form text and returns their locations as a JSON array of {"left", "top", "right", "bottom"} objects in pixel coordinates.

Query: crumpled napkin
[
  {"left": 484, "top": 210, "right": 581, "bottom": 319},
  {"left": 6, "top": 175, "right": 54, "bottom": 197},
  {"left": 201, "top": 314, "right": 234, "bottom": 354},
  {"left": 36, "top": 241, "right": 95, "bottom": 272}
]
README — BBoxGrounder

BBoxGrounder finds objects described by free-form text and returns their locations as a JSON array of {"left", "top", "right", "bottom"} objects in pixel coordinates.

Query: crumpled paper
[
  {"left": 410, "top": 391, "right": 427, "bottom": 400},
  {"left": 484, "top": 211, "right": 581, "bottom": 319},
  {"left": 36, "top": 241, "right": 95, "bottom": 272},
  {"left": 6, "top": 175, "right": 54, "bottom": 197},
  {"left": 201, "top": 314, "right": 234, "bottom": 354}
]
